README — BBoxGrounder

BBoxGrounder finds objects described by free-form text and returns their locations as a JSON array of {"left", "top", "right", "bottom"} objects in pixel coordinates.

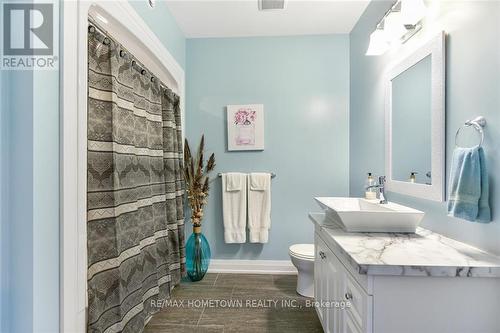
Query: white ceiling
[{"left": 165, "top": 0, "right": 371, "bottom": 38}]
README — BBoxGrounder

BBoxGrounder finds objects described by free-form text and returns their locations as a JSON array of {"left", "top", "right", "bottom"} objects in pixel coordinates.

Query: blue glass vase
[{"left": 186, "top": 227, "right": 211, "bottom": 282}]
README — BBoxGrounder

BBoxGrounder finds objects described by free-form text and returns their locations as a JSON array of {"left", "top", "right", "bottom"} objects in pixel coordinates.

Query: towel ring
[{"left": 455, "top": 116, "right": 486, "bottom": 148}]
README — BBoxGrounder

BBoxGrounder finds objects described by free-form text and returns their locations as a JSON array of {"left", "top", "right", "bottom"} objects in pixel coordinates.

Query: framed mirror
[{"left": 385, "top": 32, "right": 445, "bottom": 202}]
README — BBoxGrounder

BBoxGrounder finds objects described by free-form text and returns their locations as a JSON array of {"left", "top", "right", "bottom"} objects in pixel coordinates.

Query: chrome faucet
[{"left": 365, "top": 176, "right": 387, "bottom": 204}]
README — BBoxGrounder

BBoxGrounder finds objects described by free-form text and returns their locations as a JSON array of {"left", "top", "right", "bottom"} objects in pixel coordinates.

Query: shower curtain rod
[{"left": 88, "top": 19, "right": 176, "bottom": 96}]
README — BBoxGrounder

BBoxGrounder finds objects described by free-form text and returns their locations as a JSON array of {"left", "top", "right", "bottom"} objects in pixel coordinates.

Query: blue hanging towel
[{"left": 447, "top": 146, "right": 491, "bottom": 222}]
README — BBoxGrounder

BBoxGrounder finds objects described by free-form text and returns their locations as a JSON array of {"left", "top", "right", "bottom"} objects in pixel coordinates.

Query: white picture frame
[{"left": 227, "top": 104, "right": 265, "bottom": 151}]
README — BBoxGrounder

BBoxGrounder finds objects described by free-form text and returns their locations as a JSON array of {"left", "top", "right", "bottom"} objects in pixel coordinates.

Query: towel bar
[{"left": 218, "top": 172, "right": 276, "bottom": 178}]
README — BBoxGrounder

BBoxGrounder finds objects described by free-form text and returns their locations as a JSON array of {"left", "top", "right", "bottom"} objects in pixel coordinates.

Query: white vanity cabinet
[
  {"left": 315, "top": 232, "right": 372, "bottom": 333},
  {"left": 312, "top": 213, "right": 500, "bottom": 333}
]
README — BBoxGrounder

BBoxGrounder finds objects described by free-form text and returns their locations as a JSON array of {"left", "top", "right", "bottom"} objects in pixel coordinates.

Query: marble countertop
[{"left": 310, "top": 212, "right": 500, "bottom": 278}]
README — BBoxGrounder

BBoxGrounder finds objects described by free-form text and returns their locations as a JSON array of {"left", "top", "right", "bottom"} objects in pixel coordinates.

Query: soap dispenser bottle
[
  {"left": 409, "top": 172, "right": 418, "bottom": 183},
  {"left": 365, "top": 173, "right": 377, "bottom": 200}
]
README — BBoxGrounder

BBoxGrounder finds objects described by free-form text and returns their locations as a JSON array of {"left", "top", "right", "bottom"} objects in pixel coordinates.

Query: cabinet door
[
  {"left": 325, "top": 248, "right": 343, "bottom": 333},
  {"left": 314, "top": 233, "right": 328, "bottom": 325},
  {"left": 316, "top": 234, "right": 346, "bottom": 333},
  {"left": 343, "top": 274, "right": 373, "bottom": 333}
]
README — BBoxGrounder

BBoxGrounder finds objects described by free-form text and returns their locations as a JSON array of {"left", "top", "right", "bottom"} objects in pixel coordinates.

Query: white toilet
[{"left": 289, "top": 244, "right": 315, "bottom": 297}]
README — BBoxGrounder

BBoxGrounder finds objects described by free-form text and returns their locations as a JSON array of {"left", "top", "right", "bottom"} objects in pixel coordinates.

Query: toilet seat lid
[{"left": 289, "top": 244, "right": 315, "bottom": 259}]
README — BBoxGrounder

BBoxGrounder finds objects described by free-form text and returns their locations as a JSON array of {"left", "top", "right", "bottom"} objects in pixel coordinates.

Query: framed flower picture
[{"left": 227, "top": 104, "right": 265, "bottom": 151}]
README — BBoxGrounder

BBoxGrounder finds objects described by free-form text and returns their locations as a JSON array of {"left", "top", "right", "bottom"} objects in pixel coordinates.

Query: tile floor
[{"left": 145, "top": 273, "right": 323, "bottom": 332}]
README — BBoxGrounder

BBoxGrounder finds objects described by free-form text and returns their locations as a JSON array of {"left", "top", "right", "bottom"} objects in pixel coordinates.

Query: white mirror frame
[{"left": 385, "top": 32, "right": 446, "bottom": 202}]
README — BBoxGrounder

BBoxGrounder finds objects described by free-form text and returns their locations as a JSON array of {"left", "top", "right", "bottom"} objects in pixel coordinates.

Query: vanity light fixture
[{"left": 365, "top": 0, "right": 426, "bottom": 56}]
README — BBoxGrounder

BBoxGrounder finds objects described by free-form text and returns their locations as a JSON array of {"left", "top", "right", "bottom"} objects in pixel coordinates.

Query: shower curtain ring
[
  {"left": 141, "top": 69, "right": 146, "bottom": 75},
  {"left": 88, "top": 25, "right": 95, "bottom": 33},
  {"left": 119, "top": 50, "right": 125, "bottom": 58}
]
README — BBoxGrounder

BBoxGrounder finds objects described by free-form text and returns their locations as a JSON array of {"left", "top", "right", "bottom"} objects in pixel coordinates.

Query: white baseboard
[{"left": 208, "top": 259, "right": 297, "bottom": 275}]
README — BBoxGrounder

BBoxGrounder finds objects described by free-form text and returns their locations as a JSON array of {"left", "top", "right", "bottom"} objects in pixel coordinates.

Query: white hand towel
[
  {"left": 248, "top": 173, "right": 271, "bottom": 243},
  {"left": 226, "top": 173, "right": 243, "bottom": 192},
  {"left": 250, "top": 174, "right": 267, "bottom": 190},
  {"left": 222, "top": 173, "right": 247, "bottom": 243}
]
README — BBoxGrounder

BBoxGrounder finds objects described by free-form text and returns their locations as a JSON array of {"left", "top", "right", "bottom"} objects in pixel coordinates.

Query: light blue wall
[
  {"left": 1, "top": 2, "right": 36, "bottom": 332},
  {"left": 0, "top": 0, "right": 61, "bottom": 331},
  {"left": 0, "top": 69, "right": 4, "bottom": 332},
  {"left": 1, "top": 71, "right": 60, "bottom": 333},
  {"left": 7, "top": 71, "right": 36, "bottom": 333},
  {"left": 350, "top": 1, "right": 500, "bottom": 255},
  {"left": 129, "top": 0, "right": 186, "bottom": 69},
  {"left": 0, "top": 62, "right": 10, "bottom": 333},
  {"left": 32, "top": 1, "right": 61, "bottom": 328},
  {"left": 186, "top": 35, "right": 350, "bottom": 260},
  {"left": 0, "top": 4, "right": 8, "bottom": 329},
  {"left": 33, "top": 53, "right": 60, "bottom": 333}
]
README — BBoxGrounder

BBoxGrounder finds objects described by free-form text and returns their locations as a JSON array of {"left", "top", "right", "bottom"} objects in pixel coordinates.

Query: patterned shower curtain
[{"left": 86, "top": 25, "right": 185, "bottom": 333}]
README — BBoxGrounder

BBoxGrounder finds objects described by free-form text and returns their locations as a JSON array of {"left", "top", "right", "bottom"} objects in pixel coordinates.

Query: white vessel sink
[{"left": 314, "top": 197, "right": 425, "bottom": 233}]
